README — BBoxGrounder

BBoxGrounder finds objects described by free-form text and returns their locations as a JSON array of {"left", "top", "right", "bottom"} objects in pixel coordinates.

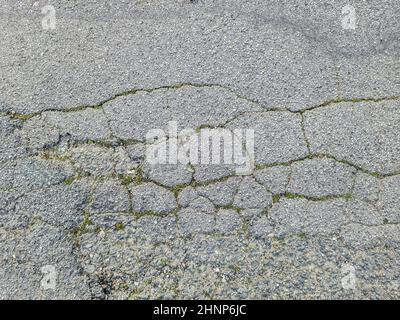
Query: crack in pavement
[{"left": 3, "top": 82, "right": 400, "bottom": 120}]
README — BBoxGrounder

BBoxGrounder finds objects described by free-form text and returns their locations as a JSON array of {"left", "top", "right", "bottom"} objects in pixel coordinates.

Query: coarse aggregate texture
[{"left": 1, "top": 0, "right": 400, "bottom": 299}]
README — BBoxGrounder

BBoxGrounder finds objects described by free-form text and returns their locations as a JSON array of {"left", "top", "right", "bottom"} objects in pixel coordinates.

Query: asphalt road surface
[{"left": 1, "top": 0, "right": 399, "bottom": 299}]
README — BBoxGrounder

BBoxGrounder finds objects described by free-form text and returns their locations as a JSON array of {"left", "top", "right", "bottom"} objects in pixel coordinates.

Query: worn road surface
[{"left": 1, "top": 0, "right": 400, "bottom": 299}]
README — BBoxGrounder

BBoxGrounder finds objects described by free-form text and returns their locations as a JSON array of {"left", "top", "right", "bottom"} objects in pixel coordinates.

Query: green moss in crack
[
  {"left": 232, "top": 265, "right": 241, "bottom": 273},
  {"left": 370, "top": 172, "right": 382, "bottom": 178},
  {"left": 195, "top": 124, "right": 212, "bottom": 133},
  {"left": 135, "top": 166, "right": 144, "bottom": 185},
  {"left": 170, "top": 183, "right": 190, "bottom": 197},
  {"left": 11, "top": 113, "right": 35, "bottom": 121},
  {"left": 171, "top": 207, "right": 180, "bottom": 218},
  {"left": 40, "top": 151, "right": 51, "bottom": 160},
  {"left": 282, "top": 192, "right": 350, "bottom": 202},
  {"left": 54, "top": 154, "right": 71, "bottom": 162},
  {"left": 84, "top": 139, "right": 113, "bottom": 148},
  {"left": 133, "top": 210, "right": 162, "bottom": 219},
  {"left": 298, "top": 232, "right": 307, "bottom": 239},
  {"left": 64, "top": 177, "right": 75, "bottom": 185},
  {"left": 129, "top": 287, "right": 143, "bottom": 299},
  {"left": 118, "top": 174, "right": 134, "bottom": 186},
  {"left": 72, "top": 211, "right": 93, "bottom": 237},
  {"left": 114, "top": 222, "right": 125, "bottom": 231},
  {"left": 220, "top": 204, "right": 240, "bottom": 213},
  {"left": 343, "top": 193, "right": 353, "bottom": 201},
  {"left": 284, "top": 192, "right": 305, "bottom": 200},
  {"left": 255, "top": 160, "right": 297, "bottom": 170},
  {"left": 241, "top": 220, "right": 250, "bottom": 237},
  {"left": 272, "top": 194, "right": 282, "bottom": 203}
]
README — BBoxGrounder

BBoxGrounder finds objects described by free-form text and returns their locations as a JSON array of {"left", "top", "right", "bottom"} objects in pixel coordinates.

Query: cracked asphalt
[{"left": 1, "top": 0, "right": 400, "bottom": 299}]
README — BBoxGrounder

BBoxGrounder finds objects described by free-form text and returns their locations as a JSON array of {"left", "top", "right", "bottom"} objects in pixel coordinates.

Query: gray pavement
[{"left": 0, "top": 0, "right": 399, "bottom": 299}]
